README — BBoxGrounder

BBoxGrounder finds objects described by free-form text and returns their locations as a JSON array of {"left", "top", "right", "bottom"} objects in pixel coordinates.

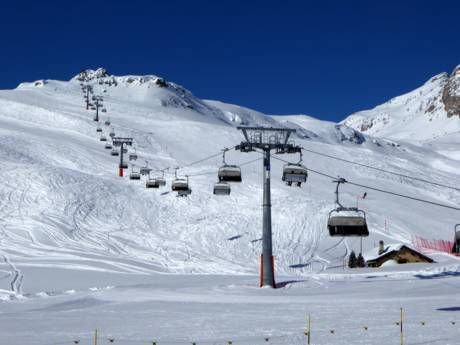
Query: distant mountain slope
[{"left": 342, "top": 65, "right": 460, "bottom": 142}]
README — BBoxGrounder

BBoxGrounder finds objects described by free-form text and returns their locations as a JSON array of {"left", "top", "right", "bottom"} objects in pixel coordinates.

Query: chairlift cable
[
  {"left": 179, "top": 146, "right": 237, "bottom": 170},
  {"left": 301, "top": 147, "right": 460, "bottom": 192},
  {"left": 270, "top": 154, "right": 460, "bottom": 211}
]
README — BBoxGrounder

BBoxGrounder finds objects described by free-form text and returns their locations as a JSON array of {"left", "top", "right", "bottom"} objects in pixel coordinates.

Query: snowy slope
[
  {"left": 1, "top": 68, "right": 460, "bottom": 344},
  {"left": 342, "top": 65, "right": 460, "bottom": 142}
]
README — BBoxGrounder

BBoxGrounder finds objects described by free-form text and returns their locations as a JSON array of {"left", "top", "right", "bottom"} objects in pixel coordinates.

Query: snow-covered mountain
[
  {"left": 1, "top": 68, "right": 460, "bottom": 345},
  {"left": 342, "top": 65, "right": 460, "bottom": 142}
]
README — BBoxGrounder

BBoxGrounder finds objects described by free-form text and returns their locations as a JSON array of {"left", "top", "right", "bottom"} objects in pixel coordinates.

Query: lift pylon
[{"left": 236, "top": 126, "right": 301, "bottom": 288}]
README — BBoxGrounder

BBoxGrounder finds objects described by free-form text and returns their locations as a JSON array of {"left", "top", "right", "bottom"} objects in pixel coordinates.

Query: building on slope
[{"left": 364, "top": 241, "right": 434, "bottom": 267}]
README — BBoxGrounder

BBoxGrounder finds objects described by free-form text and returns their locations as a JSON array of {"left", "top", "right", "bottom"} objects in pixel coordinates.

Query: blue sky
[{"left": 0, "top": 0, "right": 458, "bottom": 121}]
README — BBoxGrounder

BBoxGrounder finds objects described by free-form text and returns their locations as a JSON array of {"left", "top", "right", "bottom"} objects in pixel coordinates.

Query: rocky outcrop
[{"left": 442, "top": 65, "right": 460, "bottom": 118}]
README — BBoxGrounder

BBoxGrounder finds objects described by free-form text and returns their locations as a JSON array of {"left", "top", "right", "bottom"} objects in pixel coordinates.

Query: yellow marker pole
[
  {"left": 400, "top": 308, "right": 403, "bottom": 345},
  {"left": 94, "top": 329, "right": 98, "bottom": 345},
  {"left": 307, "top": 314, "right": 311, "bottom": 345}
]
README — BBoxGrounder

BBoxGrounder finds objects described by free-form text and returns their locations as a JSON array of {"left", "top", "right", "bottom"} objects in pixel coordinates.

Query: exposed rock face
[
  {"left": 75, "top": 68, "right": 110, "bottom": 82},
  {"left": 442, "top": 65, "right": 460, "bottom": 118},
  {"left": 341, "top": 65, "right": 460, "bottom": 141}
]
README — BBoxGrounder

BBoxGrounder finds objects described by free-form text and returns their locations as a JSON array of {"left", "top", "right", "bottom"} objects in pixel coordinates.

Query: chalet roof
[{"left": 363, "top": 243, "right": 432, "bottom": 262}]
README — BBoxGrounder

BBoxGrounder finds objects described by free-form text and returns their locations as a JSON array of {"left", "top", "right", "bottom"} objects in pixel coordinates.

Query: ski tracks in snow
[{"left": 1, "top": 254, "right": 23, "bottom": 294}]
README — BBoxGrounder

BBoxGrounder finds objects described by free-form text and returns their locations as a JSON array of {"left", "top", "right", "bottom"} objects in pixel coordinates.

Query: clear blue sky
[{"left": 0, "top": 0, "right": 459, "bottom": 121}]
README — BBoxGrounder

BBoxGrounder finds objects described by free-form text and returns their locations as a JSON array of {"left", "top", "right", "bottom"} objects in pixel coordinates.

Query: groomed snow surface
[{"left": 0, "top": 70, "right": 460, "bottom": 344}]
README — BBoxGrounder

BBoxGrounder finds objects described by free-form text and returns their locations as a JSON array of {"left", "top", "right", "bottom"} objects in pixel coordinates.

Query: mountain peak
[
  {"left": 73, "top": 68, "right": 110, "bottom": 82},
  {"left": 452, "top": 64, "right": 460, "bottom": 76},
  {"left": 342, "top": 65, "right": 460, "bottom": 142}
]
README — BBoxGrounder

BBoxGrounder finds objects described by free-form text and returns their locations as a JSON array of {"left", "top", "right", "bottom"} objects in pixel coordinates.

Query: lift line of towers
[{"left": 80, "top": 82, "right": 370, "bottom": 288}]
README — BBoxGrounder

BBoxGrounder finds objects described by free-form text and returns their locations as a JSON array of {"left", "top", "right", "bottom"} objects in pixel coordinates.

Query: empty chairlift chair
[
  {"left": 282, "top": 152, "right": 308, "bottom": 187},
  {"left": 327, "top": 178, "right": 369, "bottom": 237},
  {"left": 96, "top": 125, "right": 102, "bottom": 133},
  {"left": 139, "top": 161, "right": 151, "bottom": 176},
  {"left": 104, "top": 117, "right": 111, "bottom": 126},
  {"left": 100, "top": 133, "right": 107, "bottom": 142},
  {"left": 129, "top": 148, "right": 138, "bottom": 161},
  {"left": 129, "top": 167, "right": 141, "bottom": 180},
  {"left": 111, "top": 147, "right": 119, "bottom": 156},
  {"left": 105, "top": 142, "right": 112, "bottom": 149},
  {"left": 213, "top": 181, "right": 231, "bottom": 195},
  {"left": 146, "top": 173, "right": 159, "bottom": 189},
  {"left": 154, "top": 168, "right": 168, "bottom": 187},
  {"left": 218, "top": 149, "right": 242, "bottom": 182}
]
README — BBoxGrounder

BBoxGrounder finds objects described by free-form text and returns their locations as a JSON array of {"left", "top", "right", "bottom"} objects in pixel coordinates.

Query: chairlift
[
  {"left": 104, "top": 118, "right": 111, "bottom": 126},
  {"left": 171, "top": 170, "right": 190, "bottom": 192},
  {"left": 105, "top": 142, "right": 112, "bottom": 149},
  {"left": 140, "top": 162, "right": 151, "bottom": 175},
  {"left": 129, "top": 167, "right": 141, "bottom": 180},
  {"left": 218, "top": 149, "right": 242, "bottom": 182},
  {"left": 129, "top": 148, "right": 138, "bottom": 161},
  {"left": 120, "top": 161, "right": 128, "bottom": 169},
  {"left": 453, "top": 224, "right": 460, "bottom": 255},
  {"left": 96, "top": 125, "right": 102, "bottom": 133},
  {"left": 155, "top": 168, "right": 168, "bottom": 186},
  {"left": 146, "top": 173, "right": 160, "bottom": 188},
  {"left": 282, "top": 152, "right": 308, "bottom": 187},
  {"left": 213, "top": 181, "right": 231, "bottom": 195},
  {"left": 100, "top": 134, "right": 107, "bottom": 142},
  {"left": 101, "top": 108, "right": 107, "bottom": 113},
  {"left": 109, "top": 128, "right": 115, "bottom": 137},
  {"left": 327, "top": 178, "right": 369, "bottom": 237},
  {"left": 111, "top": 148, "right": 119, "bottom": 156}
]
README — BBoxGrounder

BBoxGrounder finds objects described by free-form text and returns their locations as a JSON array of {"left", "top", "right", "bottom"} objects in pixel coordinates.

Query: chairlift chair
[
  {"left": 146, "top": 173, "right": 160, "bottom": 188},
  {"left": 213, "top": 181, "right": 231, "bottom": 195},
  {"left": 101, "top": 108, "right": 107, "bottom": 113},
  {"left": 129, "top": 167, "right": 141, "bottom": 180},
  {"left": 105, "top": 142, "right": 112, "bottom": 149},
  {"left": 129, "top": 148, "right": 138, "bottom": 161},
  {"left": 104, "top": 118, "right": 110, "bottom": 126},
  {"left": 327, "top": 178, "right": 369, "bottom": 237},
  {"left": 282, "top": 152, "right": 308, "bottom": 187},
  {"left": 155, "top": 168, "right": 168, "bottom": 186},
  {"left": 109, "top": 128, "right": 115, "bottom": 138},
  {"left": 111, "top": 148, "right": 119, "bottom": 156},
  {"left": 171, "top": 170, "right": 190, "bottom": 193},
  {"left": 100, "top": 134, "right": 107, "bottom": 142},
  {"left": 453, "top": 224, "right": 460, "bottom": 255},
  {"left": 282, "top": 164, "right": 308, "bottom": 186},
  {"left": 140, "top": 166, "right": 151, "bottom": 175},
  {"left": 96, "top": 125, "right": 102, "bottom": 133},
  {"left": 120, "top": 161, "right": 128, "bottom": 169},
  {"left": 218, "top": 149, "right": 242, "bottom": 182}
]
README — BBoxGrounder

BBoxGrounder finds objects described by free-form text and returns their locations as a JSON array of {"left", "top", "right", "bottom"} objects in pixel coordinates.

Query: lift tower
[
  {"left": 93, "top": 96, "right": 103, "bottom": 122},
  {"left": 236, "top": 126, "right": 301, "bottom": 288},
  {"left": 112, "top": 137, "right": 133, "bottom": 177}
]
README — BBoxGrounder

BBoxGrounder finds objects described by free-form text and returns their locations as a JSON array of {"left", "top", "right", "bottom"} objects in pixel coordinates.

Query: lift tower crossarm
[{"left": 236, "top": 126, "right": 301, "bottom": 288}]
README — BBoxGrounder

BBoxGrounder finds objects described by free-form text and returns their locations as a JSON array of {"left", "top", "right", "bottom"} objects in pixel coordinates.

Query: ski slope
[{"left": 0, "top": 69, "right": 459, "bottom": 344}]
